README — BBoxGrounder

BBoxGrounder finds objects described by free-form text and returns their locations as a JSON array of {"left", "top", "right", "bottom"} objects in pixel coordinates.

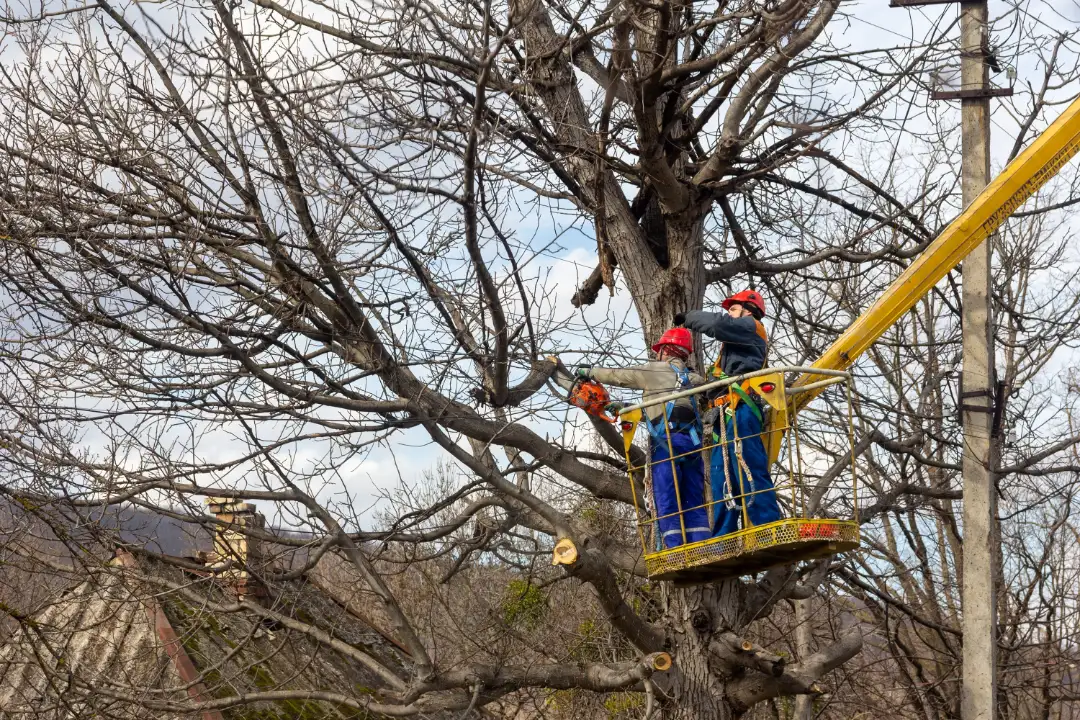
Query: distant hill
[
  {"left": 0, "top": 497, "right": 313, "bottom": 556},
  {"left": 95, "top": 503, "right": 214, "bottom": 554}
]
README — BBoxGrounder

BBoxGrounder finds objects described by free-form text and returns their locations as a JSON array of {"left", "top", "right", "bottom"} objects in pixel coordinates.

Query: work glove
[
  {"left": 574, "top": 364, "right": 592, "bottom": 379},
  {"left": 673, "top": 312, "right": 686, "bottom": 327},
  {"left": 604, "top": 401, "right": 625, "bottom": 416}
]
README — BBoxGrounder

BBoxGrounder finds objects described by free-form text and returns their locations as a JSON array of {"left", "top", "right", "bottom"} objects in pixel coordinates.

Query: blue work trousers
[
  {"left": 651, "top": 431, "right": 710, "bottom": 549},
  {"left": 710, "top": 402, "right": 782, "bottom": 536}
]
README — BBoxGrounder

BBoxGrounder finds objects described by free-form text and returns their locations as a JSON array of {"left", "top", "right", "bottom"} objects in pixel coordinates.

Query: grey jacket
[{"left": 588, "top": 360, "right": 703, "bottom": 423}]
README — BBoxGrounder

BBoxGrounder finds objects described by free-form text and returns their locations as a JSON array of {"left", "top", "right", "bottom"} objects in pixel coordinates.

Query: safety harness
[
  {"left": 710, "top": 320, "right": 769, "bottom": 512},
  {"left": 707, "top": 374, "right": 764, "bottom": 423},
  {"left": 645, "top": 361, "right": 703, "bottom": 446}
]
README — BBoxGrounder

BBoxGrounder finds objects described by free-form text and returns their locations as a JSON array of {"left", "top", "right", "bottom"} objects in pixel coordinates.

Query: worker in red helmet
[
  {"left": 574, "top": 327, "right": 710, "bottom": 549},
  {"left": 675, "top": 289, "right": 781, "bottom": 536}
]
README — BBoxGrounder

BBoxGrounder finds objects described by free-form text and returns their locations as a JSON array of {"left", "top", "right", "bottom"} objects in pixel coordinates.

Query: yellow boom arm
[{"left": 788, "top": 93, "right": 1080, "bottom": 414}]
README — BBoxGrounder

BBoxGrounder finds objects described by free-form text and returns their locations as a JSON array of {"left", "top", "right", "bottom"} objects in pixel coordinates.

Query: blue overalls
[
  {"left": 711, "top": 393, "right": 782, "bottom": 537},
  {"left": 646, "top": 363, "right": 711, "bottom": 549}
]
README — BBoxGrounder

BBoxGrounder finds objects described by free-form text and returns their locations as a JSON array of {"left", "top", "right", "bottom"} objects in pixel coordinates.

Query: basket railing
[{"left": 616, "top": 365, "right": 859, "bottom": 562}]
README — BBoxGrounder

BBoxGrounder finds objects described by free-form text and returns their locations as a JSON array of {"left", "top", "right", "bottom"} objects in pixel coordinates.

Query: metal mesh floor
[{"left": 643, "top": 518, "right": 859, "bottom": 582}]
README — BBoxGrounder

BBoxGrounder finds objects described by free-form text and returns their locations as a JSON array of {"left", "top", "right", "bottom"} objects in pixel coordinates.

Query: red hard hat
[
  {"left": 722, "top": 289, "right": 766, "bottom": 318},
  {"left": 651, "top": 327, "right": 693, "bottom": 357}
]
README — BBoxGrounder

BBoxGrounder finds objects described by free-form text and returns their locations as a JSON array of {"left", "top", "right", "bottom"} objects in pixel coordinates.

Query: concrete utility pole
[
  {"left": 794, "top": 598, "right": 814, "bottom": 720},
  {"left": 958, "top": 2, "right": 998, "bottom": 718}
]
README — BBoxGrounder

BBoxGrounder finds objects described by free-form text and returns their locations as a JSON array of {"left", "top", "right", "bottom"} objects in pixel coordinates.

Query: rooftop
[{"left": 0, "top": 506, "right": 429, "bottom": 720}]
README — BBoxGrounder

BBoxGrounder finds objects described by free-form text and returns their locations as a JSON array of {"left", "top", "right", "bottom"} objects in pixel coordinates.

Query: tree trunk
[
  {"left": 616, "top": 200, "right": 742, "bottom": 720},
  {"left": 666, "top": 649, "right": 736, "bottom": 720},
  {"left": 507, "top": 7, "right": 828, "bottom": 714},
  {"left": 618, "top": 212, "right": 708, "bottom": 351},
  {"left": 509, "top": 0, "right": 709, "bottom": 349},
  {"left": 657, "top": 582, "right": 750, "bottom": 720}
]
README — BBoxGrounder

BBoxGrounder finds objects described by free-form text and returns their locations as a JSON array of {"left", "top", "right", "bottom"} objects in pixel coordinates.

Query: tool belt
[{"left": 708, "top": 381, "right": 764, "bottom": 423}]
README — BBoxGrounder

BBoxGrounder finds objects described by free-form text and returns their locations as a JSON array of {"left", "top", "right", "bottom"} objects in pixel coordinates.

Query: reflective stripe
[{"left": 662, "top": 527, "right": 710, "bottom": 539}]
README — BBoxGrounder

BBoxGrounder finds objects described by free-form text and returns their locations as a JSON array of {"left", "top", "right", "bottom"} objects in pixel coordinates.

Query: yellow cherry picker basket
[{"left": 617, "top": 367, "right": 860, "bottom": 583}]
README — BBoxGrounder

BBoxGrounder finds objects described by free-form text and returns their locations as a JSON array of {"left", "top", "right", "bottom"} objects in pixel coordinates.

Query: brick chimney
[{"left": 205, "top": 497, "right": 267, "bottom": 603}]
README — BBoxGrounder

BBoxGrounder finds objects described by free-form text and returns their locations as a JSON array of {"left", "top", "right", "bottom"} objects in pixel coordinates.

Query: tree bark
[
  {"left": 620, "top": 213, "right": 709, "bottom": 344},
  {"left": 662, "top": 583, "right": 746, "bottom": 720}
]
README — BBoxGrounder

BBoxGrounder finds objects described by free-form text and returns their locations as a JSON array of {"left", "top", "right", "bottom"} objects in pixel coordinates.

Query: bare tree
[{"left": 1, "top": 0, "right": 1080, "bottom": 717}]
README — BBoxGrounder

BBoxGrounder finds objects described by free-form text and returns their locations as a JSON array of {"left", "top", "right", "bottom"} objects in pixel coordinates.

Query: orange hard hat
[
  {"left": 651, "top": 327, "right": 692, "bottom": 358},
  {"left": 722, "top": 289, "right": 766, "bottom": 318}
]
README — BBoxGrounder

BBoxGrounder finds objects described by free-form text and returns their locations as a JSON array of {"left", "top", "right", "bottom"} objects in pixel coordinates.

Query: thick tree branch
[
  {"left": 726, "top": 628, "right": 863, "bottom": 709},
  {"left": 710, "top": 633, "right": 787, "bottom": 678},
  {"left": 564, "top": 544, "right": 666, "bottom": 653},
  {"left": 470, "top": 358, "right": 558, "bottom": 407},
  {"left": 570, "top": 262, "right": 610, "bottom": 308},
  {"left": 411, "top": 652, "right": 671, "bottom": 696},
  {"left": 695, "top": 0, "right": 840, "bottom": 185}
]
